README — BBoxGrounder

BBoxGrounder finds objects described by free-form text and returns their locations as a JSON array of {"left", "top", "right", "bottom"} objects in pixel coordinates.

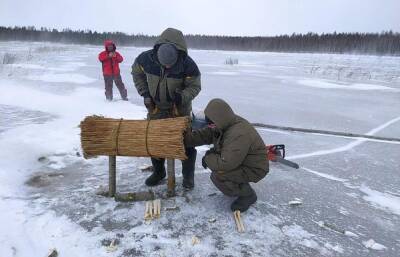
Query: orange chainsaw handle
[{"left": 266, "top": 144, "right": 285, "bottom": 161}]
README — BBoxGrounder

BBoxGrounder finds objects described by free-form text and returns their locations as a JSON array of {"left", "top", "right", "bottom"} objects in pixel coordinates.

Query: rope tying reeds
[
  {"left": 114, "top": 118, "right": 123, "bottom": 155},
  {"left": 145, "top": 119, "right": 152, "bottom": 157}
]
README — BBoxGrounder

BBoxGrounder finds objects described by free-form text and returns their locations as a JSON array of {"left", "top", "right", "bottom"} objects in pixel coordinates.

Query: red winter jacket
[{"left": 98, "top": 40, "right": 123, "bottom": 76}]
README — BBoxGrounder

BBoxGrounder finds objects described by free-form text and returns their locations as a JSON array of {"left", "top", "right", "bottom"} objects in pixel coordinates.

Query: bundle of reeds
[{"left": 80, "top": 115, "right": 189, "bottom": 160}]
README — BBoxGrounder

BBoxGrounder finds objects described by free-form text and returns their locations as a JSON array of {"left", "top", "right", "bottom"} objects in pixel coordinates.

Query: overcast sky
[{"left": 0, "top": 0, "right": 399, "bottom": 36}]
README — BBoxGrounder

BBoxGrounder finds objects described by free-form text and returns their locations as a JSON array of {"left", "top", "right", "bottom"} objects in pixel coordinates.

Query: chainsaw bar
[{"left": 275, "top": 156, "right": 300, "bottom": 169}]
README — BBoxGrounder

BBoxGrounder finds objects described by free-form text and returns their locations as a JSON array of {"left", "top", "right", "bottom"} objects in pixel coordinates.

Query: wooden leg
[
  {"left": 167, "top": 159, "right": 175, "bottom": 197},
  {"left": 109, "top": 155, "right": 116, "bottom": 197}
]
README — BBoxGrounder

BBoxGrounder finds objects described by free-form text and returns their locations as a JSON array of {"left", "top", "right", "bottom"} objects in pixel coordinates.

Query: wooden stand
[
  {"left": 107, "top": 156, "right": 176, "bottom": 198},
  {"left": 167, "top": 159, "right": 176, "bottom": 197},
  {"left": 109, "top": 156, "right": 116, "bottom": 197}
]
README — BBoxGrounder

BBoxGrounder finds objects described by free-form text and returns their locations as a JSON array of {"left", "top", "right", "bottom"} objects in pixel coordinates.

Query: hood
[
  {"left": 204, "top": 99, "right": 236, "bottom": 130},
  {"left": 104, "top": 40, "right": 116, "bottom": 51},
  {"left": 154, "top": 28, "right": 187, "bottom": 53}
]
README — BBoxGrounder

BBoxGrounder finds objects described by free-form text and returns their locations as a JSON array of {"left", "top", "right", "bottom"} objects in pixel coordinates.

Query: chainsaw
[
  {"left": 267, "top": 144, "right": 299, "bottom": 169},
  {"left": 192, "top": 112, "right": 300, "bottom": 169}
]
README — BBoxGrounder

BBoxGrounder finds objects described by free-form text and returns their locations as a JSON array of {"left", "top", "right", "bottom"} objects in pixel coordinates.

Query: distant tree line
[{"left": 0, "top": 26, "right": 399, "bottom": 55}]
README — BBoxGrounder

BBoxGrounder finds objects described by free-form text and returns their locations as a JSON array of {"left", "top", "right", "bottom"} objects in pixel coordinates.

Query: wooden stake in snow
[
  {"left": 144, "top": 201, "right": 153, "bottom": 220},
  {"left": 144, "top": 199, "right": 161, "bottom": 220},
  {"left": 191, "top": 236, "right": 200, "bottom": 246},
  {"left": 233, "top": 210, "right": 245, "bottom": 233},
  {"left": 106, "top": 239, "right": 118, "bottom": 253},
  {"left": 153, "top": 199, "right": 161, "bottom": 218}
]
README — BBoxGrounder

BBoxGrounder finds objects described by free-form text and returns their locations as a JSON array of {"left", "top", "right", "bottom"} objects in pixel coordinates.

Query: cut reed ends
[{"left": 80, "top": 115, "right": 189, "bottom": 160}]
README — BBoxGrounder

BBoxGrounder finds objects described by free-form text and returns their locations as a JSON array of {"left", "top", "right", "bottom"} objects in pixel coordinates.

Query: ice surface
[
  {"left": 298, "top": 79, "right": 397, "bottom": 91},
  {"left": 288, "top": 115, "right": 400, "bottom": 160},
  {"left": 0, "top": 41, "right": 399, "bottom": 257},
  {"left": 27, "top": 73, "right": 97, "bottom": 84},
  {"left": 324, "top": 242, "right": 344, "bottom": 253},
  {"left": 362, "top": 239, "right": 387, "bottom": 250},
  {"left": 360, "top": 185, "right": 400, "bottom": 216},
  {"left": 301, "top": 167, "right": 348, "bottom": 182}
]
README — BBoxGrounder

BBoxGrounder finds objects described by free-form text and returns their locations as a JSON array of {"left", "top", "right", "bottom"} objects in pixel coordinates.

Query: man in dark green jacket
[
  {"left": 185, "top": 99, "right": 269, "bottom": 212},
  {"left": 132, "top": 28, "right": 201, "bottom": 189}
]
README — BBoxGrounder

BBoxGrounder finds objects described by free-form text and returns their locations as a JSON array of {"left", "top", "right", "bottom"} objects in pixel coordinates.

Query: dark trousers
[
  {"left": 103, "top": 75, "right": 127, "bottom": 100},
  {"left": 210, "top": 170, "right": 254, "bottom": 197},
  {"left": 151, "top": 147, "right": 197, "bottom": 176}
]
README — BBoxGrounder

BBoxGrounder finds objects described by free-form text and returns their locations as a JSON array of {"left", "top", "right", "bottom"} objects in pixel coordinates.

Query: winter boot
[
  {"left": 145, "top": 158, "right": 166, "bottom": 186},
  {"left": 182, "top": 147, "right": 197, "bottom": 189},
  {"left": 230, "top": 183, "right": 257, "bottom": 212}
]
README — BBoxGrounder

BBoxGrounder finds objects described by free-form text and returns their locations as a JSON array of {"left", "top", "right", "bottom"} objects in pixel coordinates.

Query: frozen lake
[{"left": 0, "top": 41, "right": 399, "bottom": 257}]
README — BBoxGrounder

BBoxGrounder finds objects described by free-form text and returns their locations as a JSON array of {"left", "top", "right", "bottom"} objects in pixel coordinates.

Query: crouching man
[{"left": 185, "top": 99, "right": 269, "bottom": 212}]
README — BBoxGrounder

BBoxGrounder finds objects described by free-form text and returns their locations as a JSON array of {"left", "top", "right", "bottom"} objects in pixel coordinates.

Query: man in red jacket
[{"left": 98, "top": 40, "right": 128, "bottom": 101}]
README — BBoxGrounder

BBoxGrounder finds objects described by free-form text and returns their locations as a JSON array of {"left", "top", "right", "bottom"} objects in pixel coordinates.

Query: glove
[
  {"left": 202, "top": 156, "right": 208, "bottom": 169},
  {"left": 144, "top": 97, "right": 154, "bottom": 110},
  {"left": 143, "top": 93, "right": 155, "bottom": 110},
  {"left": 174, "top": 91, "right": 182, "bottom": 105}
]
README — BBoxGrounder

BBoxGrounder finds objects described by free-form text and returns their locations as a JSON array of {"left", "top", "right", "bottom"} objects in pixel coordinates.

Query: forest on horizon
[{"left": 0, "top": 26, "right": 399, "bottom": 55}]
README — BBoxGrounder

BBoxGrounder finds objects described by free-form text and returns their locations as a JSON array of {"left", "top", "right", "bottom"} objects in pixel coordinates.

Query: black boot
[
  {"left": 230, "top": 184, "right": 257, "bottom": 212},
  {"left": 145, "top": 158, "right": 166, "bottom": 186},
  {"left": 182, "top": 147, "right": 197, "bottom": 189}
]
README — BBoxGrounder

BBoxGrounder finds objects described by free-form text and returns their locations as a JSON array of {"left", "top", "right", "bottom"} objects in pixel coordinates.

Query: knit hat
[{"left": 157, "top": 43, "right": 178, "bottom": 67}]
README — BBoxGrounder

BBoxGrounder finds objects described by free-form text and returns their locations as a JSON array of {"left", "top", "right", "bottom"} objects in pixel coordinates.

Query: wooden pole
[
  {"left": 167, "top": 159, "right": 175, "bottom": 197},
  {"left": 251, "top": 123, "right": 400, "bottom": 143},
  {"left": 109, "top": 155, "right": 116, "bottom": 197}
]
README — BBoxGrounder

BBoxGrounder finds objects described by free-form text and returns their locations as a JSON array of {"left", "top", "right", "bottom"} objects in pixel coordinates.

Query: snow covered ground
[{"left": 0, "top": 41, "right": 399, "bottom": 257}]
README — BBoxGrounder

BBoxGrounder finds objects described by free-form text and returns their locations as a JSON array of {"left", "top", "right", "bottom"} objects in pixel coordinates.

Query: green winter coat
[
  {"left": 186, "top": 99, "right": 269, "bottom": 183},
  {"left": 132, "top": 28, "right": 201, "bottom": 119}
]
